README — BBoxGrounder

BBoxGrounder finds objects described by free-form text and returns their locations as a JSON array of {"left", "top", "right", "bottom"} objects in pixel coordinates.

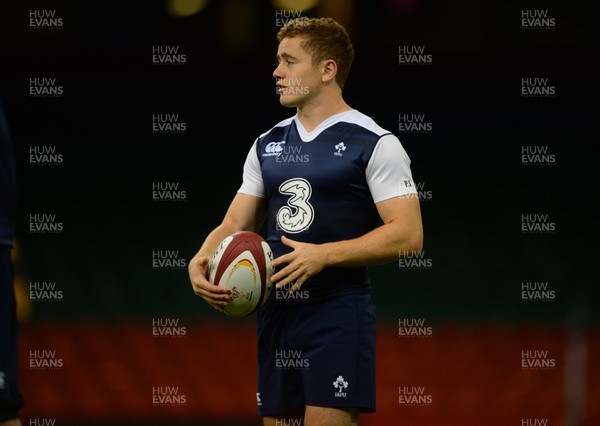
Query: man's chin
[{"left": 278, "top": 94, "right": 300, "bottom": 108}]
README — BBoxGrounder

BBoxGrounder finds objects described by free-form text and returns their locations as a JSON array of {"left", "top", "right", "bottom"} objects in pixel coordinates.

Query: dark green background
[{"left": 1, "top": 0, "right": 596, "bottom": 325}]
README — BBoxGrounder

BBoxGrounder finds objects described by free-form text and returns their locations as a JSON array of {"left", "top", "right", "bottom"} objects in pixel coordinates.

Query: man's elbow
[
  {"left": 414, "top": 229, "right": 424, "bottom": 252},
  {"left": 403, "top": 228, "right": 423, "bottom": 254},
  {"left": 387, "top": 219, "right": 424, "bottom": 261},
  {"left": 408, "top": 235, "right": 423, "bottom": 254}
]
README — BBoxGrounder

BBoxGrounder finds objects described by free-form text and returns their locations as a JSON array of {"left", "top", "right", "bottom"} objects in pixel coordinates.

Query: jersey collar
[{"left": 293, "top": 110, "right": 356, "bottom": 142}]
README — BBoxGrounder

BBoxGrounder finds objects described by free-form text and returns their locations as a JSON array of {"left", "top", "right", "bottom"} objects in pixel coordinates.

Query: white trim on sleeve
[
  {"left": 237, "top": 140, "right": 266, "bottom": 198},
  {"left": 366, "top": 134, "right": 417, "bottom": 203}
]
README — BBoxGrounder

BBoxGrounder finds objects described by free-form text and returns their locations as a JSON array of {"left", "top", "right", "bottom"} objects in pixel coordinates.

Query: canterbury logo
[{"left": 264, "top": 141, "right": 286, "bottom": 156}]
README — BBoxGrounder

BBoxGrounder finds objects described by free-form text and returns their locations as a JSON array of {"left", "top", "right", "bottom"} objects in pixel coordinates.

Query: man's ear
[{"left": 321, "top": 59, "right": 338, "bottom": 84}]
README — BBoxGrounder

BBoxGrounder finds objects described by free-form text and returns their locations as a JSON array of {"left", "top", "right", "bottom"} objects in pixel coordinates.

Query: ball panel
[
  {"left": 246, "top": 238, "right": 266, "bottom": 315},
  {"left": 219, "top": 252, "right": 259, "bottom": 317},
  {"left": 211, "top": 234, "right": 243, "bottom": 286},
  {"left": 248, "top": 240, "right": 274, "bottom": 314}
]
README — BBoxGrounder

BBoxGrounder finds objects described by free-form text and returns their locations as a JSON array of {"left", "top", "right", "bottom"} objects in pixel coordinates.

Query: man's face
[{"left": 273, "top": 36, "right": 321, "bottom": 107}]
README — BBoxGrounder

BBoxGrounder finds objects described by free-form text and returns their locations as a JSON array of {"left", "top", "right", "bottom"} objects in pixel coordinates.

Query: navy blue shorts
[
  {"left": 256, "top": 293, "right": 376, "bottom": 417},
  {"left": 0, "top": 248, "right": 24, "bottom": 421}
]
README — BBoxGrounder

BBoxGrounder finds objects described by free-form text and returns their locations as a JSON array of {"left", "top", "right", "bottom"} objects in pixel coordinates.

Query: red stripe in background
[{"left": 18, "top": 321, "right": 600, "bottom": 425}]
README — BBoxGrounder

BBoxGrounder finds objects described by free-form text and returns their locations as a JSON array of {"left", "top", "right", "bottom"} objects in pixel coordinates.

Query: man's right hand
[{"left": 188, "top": 254, "right": 232, "bottom": 312}]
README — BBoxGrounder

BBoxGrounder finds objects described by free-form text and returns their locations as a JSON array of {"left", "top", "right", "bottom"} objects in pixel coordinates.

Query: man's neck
[{"left": 296, "top": 96, "right": 352, "bottom": 133}]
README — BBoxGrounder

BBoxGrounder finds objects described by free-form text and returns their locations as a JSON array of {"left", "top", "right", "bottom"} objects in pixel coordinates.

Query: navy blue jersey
[
  {"left": 0, "top": 100, "right": 16, "bottom": 248},
  {"left": 239, "top": 110, "right": 416, "bottom": 303}
]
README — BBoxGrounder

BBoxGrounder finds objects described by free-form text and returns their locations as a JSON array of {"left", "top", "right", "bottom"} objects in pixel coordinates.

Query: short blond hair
[{"left": 277, "top": 17, "right": 354, "bottom": 90}]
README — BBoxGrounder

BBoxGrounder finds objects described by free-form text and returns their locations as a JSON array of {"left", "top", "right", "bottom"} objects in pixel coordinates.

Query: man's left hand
[{"left": 271, "top": 235, "right": 327, "bottom": 292}]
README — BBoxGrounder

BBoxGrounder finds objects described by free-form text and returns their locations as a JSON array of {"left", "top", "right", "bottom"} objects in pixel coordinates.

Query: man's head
[{"left": 273, "top": 17, "right": 354, "bottom": 107}]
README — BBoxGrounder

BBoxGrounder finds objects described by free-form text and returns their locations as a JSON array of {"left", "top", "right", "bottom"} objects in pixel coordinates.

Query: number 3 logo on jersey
[{"left": 276, "top": 178, "right": 314, "bottom": 234}]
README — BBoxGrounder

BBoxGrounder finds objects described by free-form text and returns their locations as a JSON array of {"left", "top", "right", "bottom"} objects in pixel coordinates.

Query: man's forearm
[{"left": 322, "top": 221, "right": 423, "bottom": 268}]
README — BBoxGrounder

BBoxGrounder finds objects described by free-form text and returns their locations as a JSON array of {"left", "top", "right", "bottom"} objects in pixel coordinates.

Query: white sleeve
[
  {"left": 237, "top": 140, "right": 266, "bottom": 198},
  {"left": 366, "top": 134, "right": 417, "bottom": 203}
]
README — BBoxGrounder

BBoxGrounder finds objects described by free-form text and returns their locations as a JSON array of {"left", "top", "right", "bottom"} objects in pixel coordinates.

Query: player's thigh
[
  {"left": 304, "top": 405, "right": 358, "bottom": 426},
  {"left": 262, "top": 407, "right": 305, "bottom": 426}
]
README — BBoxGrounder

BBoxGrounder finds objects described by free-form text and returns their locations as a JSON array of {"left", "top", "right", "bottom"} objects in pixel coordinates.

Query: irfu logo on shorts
[{"left": 333, "top": 376, "right": 348, "bottom": 397}]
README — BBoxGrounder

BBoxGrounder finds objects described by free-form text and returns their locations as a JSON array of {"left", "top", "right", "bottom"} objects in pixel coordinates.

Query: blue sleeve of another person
[{"left": 0, "top": 98, "right": 16, "bottom": 248}]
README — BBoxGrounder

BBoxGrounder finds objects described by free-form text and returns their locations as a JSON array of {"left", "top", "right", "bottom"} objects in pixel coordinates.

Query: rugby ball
[{"left": 209, "top": 231, "right": 274, "bottom": 318}]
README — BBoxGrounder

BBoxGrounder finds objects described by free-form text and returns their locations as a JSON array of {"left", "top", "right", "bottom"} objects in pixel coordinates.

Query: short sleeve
[
  {"left": 366, "top": 134, "right": 417, "bottom": 203},
  {"left": 237, "top": 140, "right": 266, "bottom": 198}
]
